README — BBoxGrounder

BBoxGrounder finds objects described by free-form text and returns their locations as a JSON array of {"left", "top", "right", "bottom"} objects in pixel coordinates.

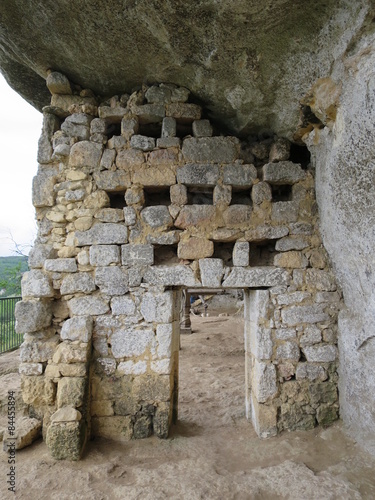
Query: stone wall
[{"left": 15, "top": 75, "right": 342, "bottom": 459}]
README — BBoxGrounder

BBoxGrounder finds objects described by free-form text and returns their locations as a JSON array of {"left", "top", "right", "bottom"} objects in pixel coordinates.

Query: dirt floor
[{"left": 1, "top": 313, "right": 375, "bottom": 499}]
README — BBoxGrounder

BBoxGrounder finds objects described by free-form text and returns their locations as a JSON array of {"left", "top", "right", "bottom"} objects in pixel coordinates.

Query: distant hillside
[{"left": 0, "top": 256, "right": 28, "bottom": 297}]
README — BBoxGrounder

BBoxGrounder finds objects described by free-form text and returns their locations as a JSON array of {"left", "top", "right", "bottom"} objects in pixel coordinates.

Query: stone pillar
[{"left": 180, "top": 291, "right": 192, "bottom": 334}]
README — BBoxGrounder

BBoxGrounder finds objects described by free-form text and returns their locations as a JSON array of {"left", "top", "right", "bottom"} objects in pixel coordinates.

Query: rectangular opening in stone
[
  {"left": 144, "top": 187, "right": 171, "bottom": 206},
  {"left": 213, "top": 242, "right": 235, "bottom": 266},
  {"left": 176, "top": 122, "right": 192, "bottom": 138},
  {"left": 154, "top": 244, "right": 179, "bottom": 265},
  {"left": 108, "top": 191, "right": 126, "bottom": 208},
  {"left": 231, "top": 188, "right": 252, "bottom": 205},
  {"left": 187, "top": 187, "right": 214, "bottom": 205},
  {"left": 271, "top": 185, "right": 293, "bottom": 202},
  {"left": 249, "top": 241, "right": 277, "bottom": 266},
  {"left": 106, "top": 122, "right": 121, "bottom": 139},
  {"left": 139, "top": 122, "right": 162, "bottom": 138}
]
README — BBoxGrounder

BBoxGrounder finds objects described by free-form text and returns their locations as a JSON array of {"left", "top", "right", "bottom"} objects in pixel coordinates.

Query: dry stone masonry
[{"left": 15, "top": 73, "right": 342, "bottom": 459}]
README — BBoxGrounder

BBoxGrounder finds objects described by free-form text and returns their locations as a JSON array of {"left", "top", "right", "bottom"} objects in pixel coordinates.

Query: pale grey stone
[
  {"left": 141, "top": 206, "right": 172, "bottom": 228},
  {"left": 68, "top": 295, "right": 110, "bottom": 316},
  {"left": 170, "top": 184, "right": 188, "bottom": 205},
  {"left": 271, "top": 201, "right": 299, "bottom": 222},
  {"left": 156, "top": 137, "right": 181, "bottom": 148},
  {"left": 69, "top": 141, "right": 103, "bottom": 170},
  {"left": 275, "top": 328, "right": 296, "bottom": 340},
  {"left": 100, "top": 148, "right": 116, "bottom": 169},
  {"left": 305, "top": 269, "right": 337, "bottom": 291},
  {"left": 122, "top": 244, "right": 154, "bottom": 266},
  {"left": 223, "top": 163, "right": 257, "bottom": 187},
  {"left": 20, "top": 336, "right": 59, "bottom": 362},
  {"left": 130, "top": 134, "right": 156, "bottom": 151},
  {"left": 125, "top": 186, "right": 144, "bottom": 205},
  {"left": 233, "top": 241, "right": 250, "bottom": 267},
  {"left": 275, "top": 236, "right": 310, "bottom": 251},
  {"left": 269, "top": 138, "right": 291, "bottom": 162},
  {"left": 147, "top": 231, "right": 181, "bottom": 246},
  {"left": 146, "top": 85, "right": 172, "bottom": 104},
  {"left": 121, "top": 117, "right": 139, "bottom": 139},
  {"left": 295, "top": 363, "right": 328, "bottom": 381},
  {"left": 96, "top": 358, "right": 116, "bottom": 376},
  {"left": 19, "top": 363, "right": 44, "bottom": 375},
  {"left": 51, "top": 407, "right": 82, "bottom": 423},
  {"left": 263, "top": 161, "right": 305, "bottom": 184},
  {"left": 156, "top": 323, "right": 173, "bottom": 359},
  {"left": 60, "top": 272, "right": 96, "bottom": 295},
  {"left": 213, "top": 184, "right": 232, "bottom": 205},
  {"left": 277, "top": 291, "right": 311, "bottom": 305},
  {"left": 128, "top": 267, "right": 144, "bottom": 287},
  {"left": 90, "top": 118, "right": 106, "bottom": 134},
  {"left": 21, "top": 270, "right": 54, "bottom": 298},
  {"left": 89, "top": 245, "right": 120, "bottom": 266},
  {"left": 53, "top": 143, "right": 71, "bottom": 159},
  {"left": 140, "top": 291, "right": 174, "bottom": 323},
  {"left": 123, "top": 207, "right": 137, "bottom": 226},
  {"left": 107, "top": 135, "right": 127, "bottom": 149},
  {"left": 199, "top": 258, "right": 224, "bottom": 287},
  {"left": 44, "top": 258, "right": 77, "bottom": 273},
  {"left": 61, "top": 316, "right": 93, "bottom": 342},
  {"left": 98, "top": 104, "right": 127, "bottom": 122},
  {"left": 95, "top": 266, "right": 129, "bottom": 295},
  {"left": 94, "top": 208, "right": 124, "bottom": 223},
  {"left": 110, "top": 328, "right": 155, "bottom": 358},
  {"left": 289, "top": 223, "right": 313, "bottom": 235},
  {"left": 32, "top": 172, "right": 56, "bottom": 207},
  {"left": 245, "top": 225, "right": 289, "bottom": 242},
  {"left": 315, "top": 291, "right": 341, "bottom": 303},
  {"left": 174, "top": 205, "right": 216, "bottom": 229},
  {"left": 192, "top": 119, "right": 213, "bottom": 137},
  {"left": 253, "top": 361, "right": 277, "bottom": 403},
  {"left": 303, "top": 345, "right": 338, "bottom": 362},
  {"left": 28, "top": 244, "right": 57, "bottom": 268},
  {"left": 46, "top": 71, "right": 71, "bottom": 94},
  {"left": 223, "top": 205, "right": 252, "bottom": 226},
  {"left": 111, "top": 296, "right": 136, "bottom": 316},
  {"left": 300, "top": 325, "right": 322, "bottom": 347},
  {"left": 251, "top": 181, "right": 272, "bottom": 205},
  {"left": 281, "top": 305, "right": 329, "bottom": 326},
  {"left": 222, "top": 267, "right": 290, "bottom": 288},
  {"left": 177, "top": 163, "right": 219, "bottom": 186},
  {"left": 61, "top": 113, "right": 92, "bottom": 140},
  {"left": 94, "top": 170, "right": 131, "bottom": 191},
  {"left": 161, "top": 117, "right": 176, "bottom": 137},
  {"left": 182, "top": 137, "right": 239, "bottom": 163},
  {"left": 15, "top": 300, "right": 52, "bottom": 333},
  {"left": 249, "top": 325, "right": 273, "bottom": 360},
  {"left": 276, "top": 341, "right": 300, "bottom": 361},
  {"left": 133, "top": 103, "right": 165, "bottom": 123},
  {"left": 143, "top": 265, "right": 200, "bottom": 287},
  {"left": 117, "top": 360, "right": 147, "bottom": 375},
  {"left": 76, "top": 223, "right": 128, "bottom": 245}
]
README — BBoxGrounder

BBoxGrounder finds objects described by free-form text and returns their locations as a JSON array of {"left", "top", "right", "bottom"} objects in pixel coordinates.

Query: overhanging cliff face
[{"left": 1, "top": 0, "right": 375, "bottom": 456}]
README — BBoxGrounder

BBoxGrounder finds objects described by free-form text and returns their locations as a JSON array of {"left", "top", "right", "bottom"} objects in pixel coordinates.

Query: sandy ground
[{"left": 1, "top": 313, "right": 375, "bottom": 499}]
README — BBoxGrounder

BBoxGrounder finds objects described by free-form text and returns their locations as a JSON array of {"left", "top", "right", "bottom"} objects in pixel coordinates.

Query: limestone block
[
  {"left": 32, "top": 172, "right": 56, "bottom": 207},
  {"left": 69, "top": 141, "right": 103, "bottom": 170},
  {"left": 116, "top": 148, "right": 145, "bottom": 168},
  {"left": 21, "top": 270, "right": 54, "bottom": 298},
  {"left": 300, "top": 325, "right": 322, "bottom": 347},
  {"left": 309, "top": 382, "right": 338, "bottom": 406},
  {"left": 316, "top": 404, "right": 338, "bottom": 426},
  {"left": 51, "top": 407, "right": 82, "bottom": 422},
  {"left": 122, "top": 244, "right": 154, "bottom": 266},
  {"left": 170, "top": 184, "right": 188, "bottom": 206},
  {"left": 213, "top": 184, "right": 232, "bottom": 206},
  {"left": 147, "top": 231, "right": 181, "bottom": 246},
  {"left": 61, "top": 114, "right": 92, "bottom": 140},
  {"left": 182, "top": 136, "right": 239, "bottom": 163},
  {"left": 303, "top": 345, "right": 338, "bottom": 362},
  {"left": 281, "top": 305, "right": 329, "bottom": 326},
  {"left": 46, "top": 72, "right": 72, "bottom": 94},
  {"left": 174, "top": 205, "right": 216, "bottom": 229},
  {"left": 223, "top": 163, "right": 257, "bottom": 187},
  {"left": 110, "top": 328, "right": 154, "bottom": 358},
  {"left": 51, "top": 94, "right": 97, "bottom": 112},
  {"left": 44, "top": 258, "right": 77, "bottom": 273},
  {"left": 60, "top": 272, "right": 96, "bottom": 295},
  {"left": 111, "top": 296, "right": 136, "bottom": 316},
  {"left": 269, "top": 138, "right": 291, "bottom": 163},
  {"left": 141, "top": 206, "right": 172, "bottom": 228},
  {"left": 271, "top": 201, "right": 299, "bottom": 222},
  {"left": 211, "top": 228, "right": 242, "bottom": 242},
  {"left": 117, "top": 360, "right": 147, "bottom": 375},
  {"left": 233, "top": 241, "right": 250, "bottom": 266},
  {"left": 21, "top": 376, "right": 56, "bottom": 406},
  {"left": 132, "top": 103, "right": 165, "bottom": 124},
  {"left": 143, "top": 265, "right": 200, "bottom": 287},
  {"left": 305, "top": 269, "right": 337, "bottom": 291},
  {"left": 222, "top": 267, "right": 289, "bottom": 288},
  {"left": 100, "top": 148, "right": 116, "bottom": 169},
  {"left": 223, "top": 205, "right": 252, "bottom": 227},
  {"left": 61, "top": 316, "right": 93, "bottom": 342},
  {"left": 68, "top": 295, "right": 110, "bottom": 316},
  {"left": 247, "top": 289, "right": 271, "bottom": 323},
  {"left": 19, "top": 363, "right": 44, "bottom": 375},
  {"left": 98, "top": 105, "right": 127, "bottom": 122},
  {"left": 125, "top": 186, "right": 144, "bottom": 205},
  {"left": 76, "top": 223, "right": 128, "bottom": 246},
  {"left": 94, "top": 170, "right": 131, "bottom": 191},
  {"left": 95, "top": 358, "right": 116, "bottom": 376},
  {"left": 146, "top": 85, "right": 172, "bottom": 104},
  {"left": 2, "top": 417, "right": 42, "bottom": 451},
  {"left": 89, "top": 245, "right": 120, "bottom": 266},
  {"left": 177, "top": 163, "right": 219, "bottom": 186},
  {"left": 248, "top": 324, "right": 273, "bottom": 360},
  {"left": 91, "top": 416, "right": 132, "bottom": 442},
  {"left": 46, "top": 420, "right": 86, "bottom": 460},
  {"left": 276, "top": 342, "right": 300, "bottom": 361},
  {"left": 296, "top": 363, "right": 327, "bottom": 381},
  {"left": 28, "top": 244, "right": 56, "bottom": 269},
  {"left": 90, "top": 400, "right": 114, "bottom": 417},
  {"left": 192, "top": 119, "right": 213, "bottom": 137},
  {"left": 52, "top": 342, "right": 90, "bottom": 364},
  {"left": 253, "top": 361, "right": 278, "bottom": 403},
  {"left": 141, "top": 291, "right": 174, "bottom": 323},
  {"left": 156, "top": 137, "right": 181, "bottom": 148},
  {"left": 178, "top": 238, "right": 214, "bottom": 260},
  {"left": 199, "top": 258, "right": 224, "bottom": 287},
  {"left": 15, "top": 300, "right": 52, "bottom": 334},
  {"left": 275, "top": 236, "right": 310, "bottom": 252},
  {"left": 130, "top": 134, "right": 156, "bottom": 151},
  {"left": 132, "top": 374, "right": 171, "bottom": 402},
  {"left": 121, "top": 116, "right": 139, "bottom": 139},
  {"left": 95, "top": 266, "right": 129, "bottom": 295},
  {"left": 132, "top": 163, "right": 176, "bottom": 186},
  {"left": 251, "top": 182, "right": 272, "bottom": 205},
  {"left": 161, "top": 117, "right": 176, "bottom": 137},
  {"left": 274, "top": 251, "right": 308, "bottom": 268},
  {"left": 52, "top": 143, "right": 71, "bottom": 159},
  {"left": 275, "top": 328, "right": 296, "bottom": 340},
  {"left": 20, "top": 336, "right": 59, "bottom": 362},
  {"left": 289, "top": 222, "right": 313, "bottom": 235},
  {"left": 84, "top": 191, "right": 110, "bottom": 209},
  {"left": 151, "top": 359, "right": 171, "bottom": 375},
  {"left": 90, "top": 118, "right": 106, "bottom": 134},
  {"left": 57, "top": 377, "right": 87, "bottom": 408},
  {"left": 94, "top": 208, "right": 124, "bottom": 223},
  {"left": 123, "top": 207, "right": 137, "bottom": 226},
  {"left": 251, "top": 395, "right": 277, "bottom": 438},
  {"left": 315, "top": 291, "right": 341, "bottom": 303},
  {"left": 148, "top": 148, "right": 178, "bottom": 165},
  {"left": 49, "top": 363, "right": 87, "bottom": 377},
  {"left": 37, "top": 134, "right": 53, "bottom": 164},
  {"left": 277, "top": 291, "right": 311, "bottom": 306},
  {"left": 156, "top": 323, "right": 173, "bottom": 359},
  {"left": 166, "top": 103, "right": 201, "bottom": 123},
  {"left": 263, "top": 161, "right": 305, "bottom": 184},
  {"left": 245, "top": 225, "right": 289, "bottom": 242}
]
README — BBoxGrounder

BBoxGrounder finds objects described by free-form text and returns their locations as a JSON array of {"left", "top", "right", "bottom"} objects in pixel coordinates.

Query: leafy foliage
[{"left": 0, "top": 256, "right": 28, "bottom": 297}]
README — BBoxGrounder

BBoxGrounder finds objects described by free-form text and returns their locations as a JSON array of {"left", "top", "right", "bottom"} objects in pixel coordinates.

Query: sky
[{"left": 0, "top": 74, "right": 42, "bottom": 257}]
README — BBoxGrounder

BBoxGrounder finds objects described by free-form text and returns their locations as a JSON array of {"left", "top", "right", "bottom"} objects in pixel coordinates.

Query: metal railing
[{"left": 0, "top": 296, "right": 22, "bottom": 354}]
